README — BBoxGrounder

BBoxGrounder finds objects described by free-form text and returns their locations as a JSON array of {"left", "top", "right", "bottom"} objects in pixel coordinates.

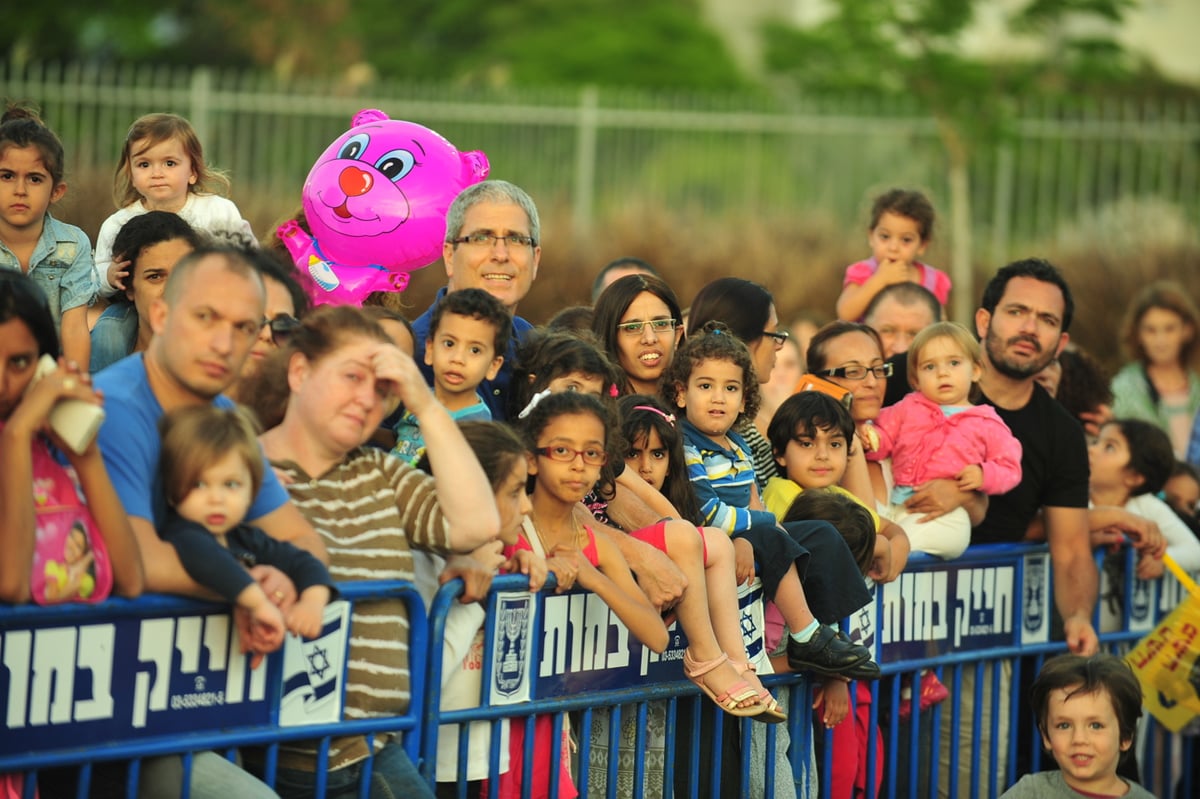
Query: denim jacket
[{"left": 0, "top": 214, "right": 95, "bottom": 332}]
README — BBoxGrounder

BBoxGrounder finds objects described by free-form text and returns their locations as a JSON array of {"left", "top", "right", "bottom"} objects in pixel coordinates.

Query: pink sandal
[
  {"left": 683, "top": 650, "right": 765, "bottom": 719},
  {"left": 730, "top": 659, "right": 787, "bottom": 724}
]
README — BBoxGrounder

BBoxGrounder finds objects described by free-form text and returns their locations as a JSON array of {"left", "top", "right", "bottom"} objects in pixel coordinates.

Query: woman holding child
[
  {"left": 806, "top": 321, "right": 988, "bottom": 532},
  {"left": 246, "top": 305, "right": 500, "bottom": 799}
]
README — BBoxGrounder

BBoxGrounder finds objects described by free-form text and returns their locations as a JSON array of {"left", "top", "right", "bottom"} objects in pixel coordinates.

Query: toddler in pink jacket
[{"left": 863, "top": 322, "right": 1022, "bottom": 558}]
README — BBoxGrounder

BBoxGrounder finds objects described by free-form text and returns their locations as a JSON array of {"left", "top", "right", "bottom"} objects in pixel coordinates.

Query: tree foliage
[{"left": 3, "top": 0, "right": 748, "bottom": 90}]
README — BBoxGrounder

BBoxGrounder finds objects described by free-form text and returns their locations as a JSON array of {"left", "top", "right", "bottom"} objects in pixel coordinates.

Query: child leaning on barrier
[
  {"left": 781, "top": 490, "right": 885, "bottom": 799},
  {"left": 514, "top": 333, "right": 786, "bottom": 722},
  {"left": 412, "top": 420, "right": 546, "bottom": 799},
  {"left": 159, "top": 404, "right": 335, "bottom": 650},
  {"left": 1083, "top": 419, "right": 1200, "bottom": 632},
  {"left": 1000, "top": 654, "right": 1155, "bottom": 798},
  {"left": 499, "top": 390, "right": 669, "bottom": 799}
]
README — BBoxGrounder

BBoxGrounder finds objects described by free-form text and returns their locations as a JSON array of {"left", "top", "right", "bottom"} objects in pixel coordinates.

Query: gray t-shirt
[{"left": 1000, "top": 770, "right": 1156, "bottom": 799}]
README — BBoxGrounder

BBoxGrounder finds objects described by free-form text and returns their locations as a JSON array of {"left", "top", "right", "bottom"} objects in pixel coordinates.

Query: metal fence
[
  {"left": 4, "top": 61, "right": 1198, "bottom": 264},
  {"left": 2, "top": 544, "right": 1197, "bottom": 798}
]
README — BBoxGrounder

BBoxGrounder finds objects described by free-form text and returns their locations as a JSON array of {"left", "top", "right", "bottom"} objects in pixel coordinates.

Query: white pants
[{"left": 886, "top": 505, "right": 972, "bottom": 560}]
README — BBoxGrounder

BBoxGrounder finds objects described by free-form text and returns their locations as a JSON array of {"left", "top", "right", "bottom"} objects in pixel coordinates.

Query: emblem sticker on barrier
[
  {"left": 1, "top": 612, "right": 274, "bottom": 754},
  {"left": 490, "top": 592, "right": 536, "bottom": 705},
  {"left": 279, "top": 600, "right": 351, "bottom": 726},
  {"left": 1022, "top": 551, "right": 1050, "bottom": 645}
]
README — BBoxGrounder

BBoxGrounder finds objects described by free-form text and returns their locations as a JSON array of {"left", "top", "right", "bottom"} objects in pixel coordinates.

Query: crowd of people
[{"left": 3, "top": 100, "right": 1199, "bottom": 799}]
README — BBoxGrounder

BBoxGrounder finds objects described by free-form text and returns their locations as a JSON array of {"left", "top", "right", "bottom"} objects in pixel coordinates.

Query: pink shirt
[
  {"left": 867, "top": 391, "right": 1022, "bottom": 495},
  {"left": 843, "top": 257, "right": 952, "bottom": 306}
]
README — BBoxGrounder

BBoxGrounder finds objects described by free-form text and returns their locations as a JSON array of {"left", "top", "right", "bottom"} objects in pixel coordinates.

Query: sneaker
[{"left": 786, "top": 626, "right": 880, "bottom": 681}]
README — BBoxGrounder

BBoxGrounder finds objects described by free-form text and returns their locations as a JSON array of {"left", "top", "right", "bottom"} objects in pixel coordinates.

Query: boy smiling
[{"left": 1001, "top": 654, "right": 1154, "bottom": 798}]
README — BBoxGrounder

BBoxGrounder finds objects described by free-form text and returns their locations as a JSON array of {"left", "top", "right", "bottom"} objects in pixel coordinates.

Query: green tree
[
  {"left": 762, "top": 0, "right": 1134, "bottom": 320},
  {"left": 6, "top": 0, "right": 748, "bottom": 91},
  {"left": 357, "top": 0, "right": 749, "bottom": 90}
]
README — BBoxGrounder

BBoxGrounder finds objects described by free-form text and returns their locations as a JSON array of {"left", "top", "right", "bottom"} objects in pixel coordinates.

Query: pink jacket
[{"left": 866, "top": 392, "right": 1023, "bottom": 495}]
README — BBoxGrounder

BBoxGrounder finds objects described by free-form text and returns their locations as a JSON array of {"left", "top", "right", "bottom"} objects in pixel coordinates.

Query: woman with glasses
[
  {"left": 591, "top": 273, "right": 685, "bottom": 396},
  {"left": 226, "top": 249, "right": 307, "bottom": 404}
]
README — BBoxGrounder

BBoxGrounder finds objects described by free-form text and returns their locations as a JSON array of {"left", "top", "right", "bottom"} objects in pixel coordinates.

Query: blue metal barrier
[
  {"left": 418, "top": 543, "right": 1197, "bottom": 799},
  {"left": 0, "top": 580, "right": 427, "bottom": 798},
  {"left": 859, "top": 543, "right": 1197, "bottom": 799},
  {"left": 4, "top": 543, "right": 1197, "bottom": 798},
  {"left": 421, "top": 572, "right": 814, "bottom": 798}
]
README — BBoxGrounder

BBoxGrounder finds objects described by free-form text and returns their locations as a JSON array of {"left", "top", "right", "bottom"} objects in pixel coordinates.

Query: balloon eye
[
  {"left": 375, "top": 149, "right": 416, "bottom": 182},
  {"left": 338, "top": 133, "right": 370, "bottom": 161}
]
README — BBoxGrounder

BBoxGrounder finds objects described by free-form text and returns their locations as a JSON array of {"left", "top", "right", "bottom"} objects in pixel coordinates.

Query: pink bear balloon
[{"left": 279, "top": 109, "right": 490, "bottom": 305}]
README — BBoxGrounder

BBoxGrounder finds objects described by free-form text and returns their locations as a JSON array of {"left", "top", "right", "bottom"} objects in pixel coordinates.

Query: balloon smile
[{"left": 316, "top": 190, "right": 381, "bottom": 225}]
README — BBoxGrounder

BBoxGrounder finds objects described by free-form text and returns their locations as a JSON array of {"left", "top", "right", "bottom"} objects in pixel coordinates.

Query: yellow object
[{"left": 1125, "top": 554, "right": 1200, "bottom": 731}]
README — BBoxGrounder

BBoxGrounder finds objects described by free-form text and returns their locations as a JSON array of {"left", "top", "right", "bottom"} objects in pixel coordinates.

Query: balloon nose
[{"left": 339, "top": 166, "right": 373, "bottom": 197}]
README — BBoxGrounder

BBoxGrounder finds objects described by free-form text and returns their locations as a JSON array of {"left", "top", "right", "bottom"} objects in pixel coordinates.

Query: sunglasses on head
[{"left": 266, "top": 314, "right": 301, "bottom": 347}]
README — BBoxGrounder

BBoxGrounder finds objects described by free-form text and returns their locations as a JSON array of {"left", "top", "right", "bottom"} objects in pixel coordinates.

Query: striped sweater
[
  {"left": 270, "top": 446, "right": 452, "bottom": 771},
  {"left": 681, "top": 419, "right": 777, "bottom": 535}
]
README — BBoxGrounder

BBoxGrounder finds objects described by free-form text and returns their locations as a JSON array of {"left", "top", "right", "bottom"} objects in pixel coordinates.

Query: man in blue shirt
[{"left": 96, "top": 245, "right": 326, "bottom": 597}]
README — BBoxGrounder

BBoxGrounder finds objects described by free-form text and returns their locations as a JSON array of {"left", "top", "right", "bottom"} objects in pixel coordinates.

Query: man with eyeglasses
[{"left": 411, "top": 179, "right": 541, "bottom": 421}]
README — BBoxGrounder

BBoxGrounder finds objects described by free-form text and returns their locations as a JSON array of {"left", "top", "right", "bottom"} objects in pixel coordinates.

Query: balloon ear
[
  {"left": 461, "top": 151, "right": 491, "bottom": 183},
  {"left": 353, "top": 108, "right": 389, "bottom": 126}
]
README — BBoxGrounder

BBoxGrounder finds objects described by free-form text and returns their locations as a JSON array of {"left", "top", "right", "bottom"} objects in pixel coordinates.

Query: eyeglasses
[
  {"left": 617, "top": 318, "right": 678, "bottom": 337},
  {"left": 449, "top": 232, "right": 537, "bottom": 249},
  {"left": 762, "top": 330, "right": 790, "bottom": 348},
  {"left": 816, "top": 362, "right": 893, "bottom": 381},
  {"left": 534, "top": 445, "right": 608, "bottom": 466},
  {"left": 265, "top": 314, "right": 302, "bottom": 347}
]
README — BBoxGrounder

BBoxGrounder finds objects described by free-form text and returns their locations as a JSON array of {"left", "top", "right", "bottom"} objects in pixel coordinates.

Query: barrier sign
[
  {"left": 1, "top": 611, "right": 275, "bottom": 755},
  {"left": 489, "top": 580, "right": 767, "bottom": 702},
  {"left": 875, "top": 550, "right": 1052, "bottom": 661}
]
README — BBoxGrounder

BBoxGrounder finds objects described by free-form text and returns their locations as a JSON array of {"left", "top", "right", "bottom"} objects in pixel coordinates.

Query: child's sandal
[
  {"left": 682, "top": 650, "right": 765, "bottom": 719},
  {"left": 730, "top": 659, "right": 788, "bottom": 724}
]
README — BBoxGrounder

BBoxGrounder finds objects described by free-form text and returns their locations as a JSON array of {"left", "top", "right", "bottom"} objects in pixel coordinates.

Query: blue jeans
[{"left": 273, "top": 740, "right": 433, "bottom": 799}]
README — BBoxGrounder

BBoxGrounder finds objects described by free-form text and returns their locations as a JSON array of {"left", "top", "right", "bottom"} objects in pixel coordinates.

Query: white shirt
[{"left": 93, "top": 194, "right": 254, "bottom": 296}]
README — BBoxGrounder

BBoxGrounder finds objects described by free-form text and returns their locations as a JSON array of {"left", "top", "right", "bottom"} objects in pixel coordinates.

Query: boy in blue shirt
[{"left": 393, "top": 288, "right": 511, "bottom": 464}]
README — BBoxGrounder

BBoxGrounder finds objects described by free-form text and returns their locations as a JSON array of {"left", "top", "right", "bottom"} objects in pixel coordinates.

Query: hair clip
[
  {"left": 632, "top": 405, "right": 675, "bottom": 426},
  {"left": 608, "top": 383, "right": 619, "bottom": 398},
  {"left": 518, "top": 388, "right": 553, "bottom": 420}
]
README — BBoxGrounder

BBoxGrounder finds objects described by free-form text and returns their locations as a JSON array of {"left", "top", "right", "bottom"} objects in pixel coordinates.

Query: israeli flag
[{"left": 279, "top": 600, "right": 350, "bottom": 726}]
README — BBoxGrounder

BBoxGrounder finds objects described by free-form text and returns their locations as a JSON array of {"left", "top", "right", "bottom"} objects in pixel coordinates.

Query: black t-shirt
[
  {"left": 883, "top": 352, "right": 910, "bottom": 407},
  {"left": 972, "top": 382, "right": 1089, "bottom": 544}
]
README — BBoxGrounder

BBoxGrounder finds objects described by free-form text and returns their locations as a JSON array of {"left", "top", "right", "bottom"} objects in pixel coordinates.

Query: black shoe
[{"left": 786, "top": 626, "right": 881, "bottom": 681}]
